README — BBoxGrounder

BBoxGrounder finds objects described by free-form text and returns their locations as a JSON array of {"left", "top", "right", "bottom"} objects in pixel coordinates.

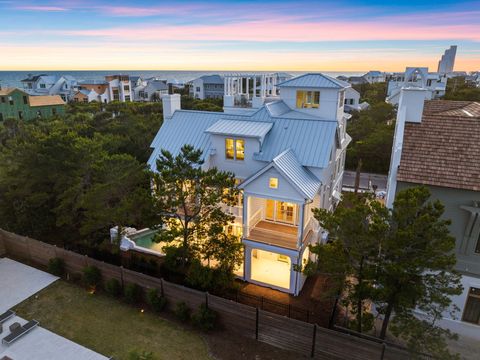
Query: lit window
[
  {"left": 225, "top": 138, "right": 244, "bottom": 161},
  {"left": 236, "top": 139, "right": 245, "bottom": 160},
  {"left": 296, "top": 90, "right": 320, "bottom": 109},
  {"left": 225, "top": 138, "right": 235, "bottom": 159},
  {"left": 269, "top": 177, "right": 278, "bottom": 189}
]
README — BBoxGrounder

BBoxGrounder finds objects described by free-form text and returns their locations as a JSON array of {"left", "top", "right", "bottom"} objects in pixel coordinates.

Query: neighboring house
[
  {"left": 343, "top": 87, "right": 369, "bottom": 112},
  {"left": 347, "top": 76, "right": 369, "bottom": 85},
  {"left": 438, "top": 45, "right": 457, "bottom": 74},
  {"left": 190, "top": 75, "right": 224, "bottom": 99},
  {"left": 149, "top": 73, "right": 351, "bottom": 295},
  {"left": 363, "top": 71, "right": 385, "bottom": 84},
  {"left": 386, "top": 87, "right": 480, "bottom": 339},
  {"left": 0, "top": 87, "right": 65, "bottom": 121},
  {"left": 134, "top": 79, "right": 168, "bottom": 102},
  {"left": 73, "top": 89, "right": 99, "bottom": 103},
  {"left": 386, "top": 67, "right": 447, "bottom": 105},
  {"left": 76, "top": 75, "right": 134, "bottom": 103},
  {"left": 20, "top": 74, "right": 78, "bottom": 102}
]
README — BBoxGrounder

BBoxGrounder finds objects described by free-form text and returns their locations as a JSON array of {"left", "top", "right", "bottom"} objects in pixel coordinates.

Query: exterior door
[{"left": 266, "top": 200, "right": 297, "bottom": 225}]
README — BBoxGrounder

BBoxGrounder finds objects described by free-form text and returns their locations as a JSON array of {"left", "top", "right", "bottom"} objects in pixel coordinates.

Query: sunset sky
[{"left": 1, "top": 0, "right": 479, "bottom": 71}]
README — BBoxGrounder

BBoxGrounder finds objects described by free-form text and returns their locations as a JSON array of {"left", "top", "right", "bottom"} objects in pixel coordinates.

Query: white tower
[{"left": 437, "top": 46, "right": 457, "bottom": 74}]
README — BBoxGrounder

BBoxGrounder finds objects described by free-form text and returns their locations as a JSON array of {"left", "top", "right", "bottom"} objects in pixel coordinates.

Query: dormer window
[
  {"left": 296, "top": 90, "right": 320, "bottom": 109},
  {"left": 225, "top": 138, "right": 244, "bottom": 161}
]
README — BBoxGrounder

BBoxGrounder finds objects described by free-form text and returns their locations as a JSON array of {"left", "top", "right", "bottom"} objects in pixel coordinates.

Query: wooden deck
[{"left": 246, "top": 221, "right": 299, "bottom": 250}]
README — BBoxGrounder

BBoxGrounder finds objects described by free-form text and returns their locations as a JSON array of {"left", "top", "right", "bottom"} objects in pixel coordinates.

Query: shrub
[
  {"left": 174, "top": 301, "right": 191, "bottom": 322},
  {"left": 186, "top": 261, "right": 235, "bottom": 294},
  {"left": 124, "top": 283, "right": 143, "bottom": 304},
  {"left": 192, "top": 303, "right": 217, "bottom": 331},
  {"left": 146, "top": 288, "right": 167, "bottom": 313},
  {"left": 48, "top": 257, "right": 65, "bottom": 277},
  {"left": 105, "top": 278, "right": 122, "bottom": 298},
  {"left": 82, "top": 265, "right": 101, "bottom": 289}
]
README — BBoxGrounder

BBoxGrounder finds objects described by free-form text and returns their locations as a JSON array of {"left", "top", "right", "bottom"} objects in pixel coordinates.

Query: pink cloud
[
  {"left": 66, "top": 18, "right": 480, "bottom": 42},
  {"left": 16, "top": 6, "right": 68, "bottom": 12}
]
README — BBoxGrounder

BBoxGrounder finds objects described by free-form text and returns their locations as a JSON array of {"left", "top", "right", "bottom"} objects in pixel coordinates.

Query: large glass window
[
  {"left": 296, "top": 90, "right": 320, "bottom": 109},
  {"left": 265, "top": 200, "right": 298, "bottom": 225},
  {"left": 463, "top": 287, "right": 480, "bottom": 325},
  {"left": 225, "top": 138, "right": 244, "bottom": 161}
]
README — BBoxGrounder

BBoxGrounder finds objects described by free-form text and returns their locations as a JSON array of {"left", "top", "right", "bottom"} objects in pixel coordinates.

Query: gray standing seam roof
[
  {"left": 272, "top": 149, "right": 321, "bottom": 199},
  {"left": 148, "top": 101, "right": 338, "bottom": 172},
  {"left": 278, "top": 73, "right": 349, "bottom": 89},
  {"left": 205, "top": 120, "right": 273, "bottom": 140}
]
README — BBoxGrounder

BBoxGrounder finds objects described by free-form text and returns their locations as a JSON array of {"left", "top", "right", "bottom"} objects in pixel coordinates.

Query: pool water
[{"left": 131, "top": 230, "right": 165, "bottom": 253}]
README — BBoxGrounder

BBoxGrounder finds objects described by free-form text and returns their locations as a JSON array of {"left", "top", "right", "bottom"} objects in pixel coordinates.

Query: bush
[
  {"left": 146, "top": 288, "right": 167, "bottom": 313},
  {"left": 192, "top": 303, "right": 217, "bottom": 331},
  {"left": 186, "top": 260, "right": 235, "bottom": 294},
  {"left": 82, "top": 265, "right": 101, "bottom": 289},
  {"left": 124, "top": 283, "right": 143, "bottom": 304},
  {"left": 174, "top": 301, "right": 190, "bottom": 322},
  {"left": 48, "top": 257, "right": 65, "bottom": 277},
  {"left": 105, "top": 278, "right": 122, "bottom": 298}
]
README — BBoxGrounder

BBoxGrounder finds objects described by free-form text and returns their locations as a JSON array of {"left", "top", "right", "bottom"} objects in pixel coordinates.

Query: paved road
[{"left": 342, "top": 171, "right": 387, "bottom": 193}]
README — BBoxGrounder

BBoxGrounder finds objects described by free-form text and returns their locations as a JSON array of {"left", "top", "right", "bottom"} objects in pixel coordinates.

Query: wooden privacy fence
[{"left": 0, "top": 229, "right": 420, "bottom": 359}]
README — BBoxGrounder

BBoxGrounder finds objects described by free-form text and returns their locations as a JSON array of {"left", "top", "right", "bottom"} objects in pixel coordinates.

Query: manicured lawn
[{"left": 14, "top": 280, "right": 211, "bottom": 360}]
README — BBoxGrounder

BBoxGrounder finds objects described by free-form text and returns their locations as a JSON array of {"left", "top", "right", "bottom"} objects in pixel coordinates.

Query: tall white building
[
  {"left": 146, "top": 73, "right": 351, "bottom": 295},
  {"left": 437, "top": 45, "right": 457, "bottom": 74}
]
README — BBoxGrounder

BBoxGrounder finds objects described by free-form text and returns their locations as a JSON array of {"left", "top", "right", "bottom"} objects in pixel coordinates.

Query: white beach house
[{"left": 147, "top": 73, "right": 351, "bottom": 295}]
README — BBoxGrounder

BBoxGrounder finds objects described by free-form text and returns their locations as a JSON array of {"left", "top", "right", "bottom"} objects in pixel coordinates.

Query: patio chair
[
  {"left": 0, "top": 310, "right": 15, "bottom": 324},
  {"left": 2, "top": 320, "right": 39, "bottom": 345}
]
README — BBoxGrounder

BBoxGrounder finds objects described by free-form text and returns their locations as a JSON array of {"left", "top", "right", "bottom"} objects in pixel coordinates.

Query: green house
[{"left": 0, "top": 87, "right": 65, "bottom": 121}]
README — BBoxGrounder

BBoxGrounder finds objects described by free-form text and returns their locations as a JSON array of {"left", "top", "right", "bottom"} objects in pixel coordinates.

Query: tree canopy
[{"left": 311, "top": 187, "right": 462, "bottom": 359}]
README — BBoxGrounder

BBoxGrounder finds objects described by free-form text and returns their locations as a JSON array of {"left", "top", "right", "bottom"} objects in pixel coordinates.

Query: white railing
[
  {"left": 302, "top": 217, "right": 320, "bottom": 243},
  {"left": 248, "top": 208, "right": 263, "bottom": 228}
]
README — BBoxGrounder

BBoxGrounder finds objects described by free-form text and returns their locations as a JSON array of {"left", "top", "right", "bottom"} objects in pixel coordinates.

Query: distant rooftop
[{"left": 278, "top": 73, "right": 349, "bottom": 89}]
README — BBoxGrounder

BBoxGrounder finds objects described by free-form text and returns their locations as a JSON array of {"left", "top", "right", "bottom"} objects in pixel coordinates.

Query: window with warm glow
[
  {"left": 225, "top": 138, "right": 234, "bottom": 159},
  {"left": 236, "top": 139, "right": 245, "bottom": 160},
  {"left": 269, "top": 177, "right": 278, "bottom": 189},
  {"left": 225, "top": 138, "right": 245, "bottom": 161},
  {"left": 296, "top": 90, "right": 320, "bottom": 109}
]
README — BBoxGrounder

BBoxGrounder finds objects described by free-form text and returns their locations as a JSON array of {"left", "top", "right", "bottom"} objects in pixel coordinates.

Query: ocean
[{"left": 0, "top": 70, "right": 364, "bottom": 88}]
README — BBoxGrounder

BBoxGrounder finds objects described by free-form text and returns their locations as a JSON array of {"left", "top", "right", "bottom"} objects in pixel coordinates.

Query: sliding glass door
[{"left": 265, "top": 200, "right": 298, "bottom": 225}]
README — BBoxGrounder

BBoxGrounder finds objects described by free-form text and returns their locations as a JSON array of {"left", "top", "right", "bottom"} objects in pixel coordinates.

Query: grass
[{"left": 14, "top": 280, "right": 211, "bottom": 360}]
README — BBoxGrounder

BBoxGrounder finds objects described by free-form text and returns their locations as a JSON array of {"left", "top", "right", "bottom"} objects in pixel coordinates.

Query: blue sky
[{"left": 0, "top": 0, "right": 478, "bottom": 70}]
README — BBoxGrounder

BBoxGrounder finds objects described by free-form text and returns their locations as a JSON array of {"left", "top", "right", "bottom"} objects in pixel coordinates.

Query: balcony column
[
  {"left": 243, "top": 194, "right": 249, "bottom": 237},
  {"left": 245, "top": 77, "right": 249, "bottom": 99},
  {"left": 253, "top": 76, "right": 257, "bottom": 98},
  {"left": 297, "top": 203, "right": 305, "bottom": 248}
]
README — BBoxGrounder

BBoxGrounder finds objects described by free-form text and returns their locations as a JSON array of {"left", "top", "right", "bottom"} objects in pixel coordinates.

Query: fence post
[
  {"left": 160, "top": 278, "right": 164, "bottom": 297},
  {"left": 288, "top": 304, "right": 291, "bottom": 318},
  {"left": 261, "top": 296, "right": 264, "bottom": 310},
  {"left": 380, "top": 343, "right": 386, "bottom": 360},
  {"left": 205, "top": 292, "right": 209, "bottom": 309},
  {"left": 255, "top": 308, "right": 259, "bottom": 340},
  {"left": 120, "top": 266, "right": 125, "bottom": 289},
  {"left": 329, "top": 295, "right": 340, "bottom": 329},
  {"left": 310, "top": 324, "right": 317, "bottom": 358}
]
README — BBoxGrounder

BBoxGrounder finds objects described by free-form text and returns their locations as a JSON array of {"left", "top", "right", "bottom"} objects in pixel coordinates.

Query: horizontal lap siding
[
  {"left": 258, "top": 310, "right": 314, "bottom": 356},
  {"left": 208, "top": 295, "right": 256, "bottom": 338},
  {"left": 162, "top": 281, "right": 205, "bottom": 310},
  {"left": 315, "top": 327, "right": 383, "bottom": 360}
]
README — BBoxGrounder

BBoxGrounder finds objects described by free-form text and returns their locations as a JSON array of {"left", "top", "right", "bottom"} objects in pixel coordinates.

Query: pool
[{"left": 116, "top": 228, "right": 167, "bottom": 256}]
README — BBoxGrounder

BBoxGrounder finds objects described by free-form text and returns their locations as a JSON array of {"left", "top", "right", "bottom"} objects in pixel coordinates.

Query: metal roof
[
  {"left": 205, "top": 120, "right": 273, "bottom": 140},
  {"left": 272, "top": 149, "right": 321, "bottom": 199},
  {"left": 198, "top": 75, "right": 224, "bottom": 84},
  {"left": 148, "top": 111, "right": 227, "bottom": 172},
  {"left": 148, "top": 100, "right": 338, "bottom": 172},
  {"left": 278, "top": 73, "right": 349, "bottom": 89}
]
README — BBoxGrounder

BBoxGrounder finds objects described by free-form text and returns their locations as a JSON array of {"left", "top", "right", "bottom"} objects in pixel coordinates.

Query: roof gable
[
  {"left": 239, "top": 149, "right": 321, "bottom": 200},
  {"left": 278, "top": 73, "right": 348, "bottom": 89}
]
